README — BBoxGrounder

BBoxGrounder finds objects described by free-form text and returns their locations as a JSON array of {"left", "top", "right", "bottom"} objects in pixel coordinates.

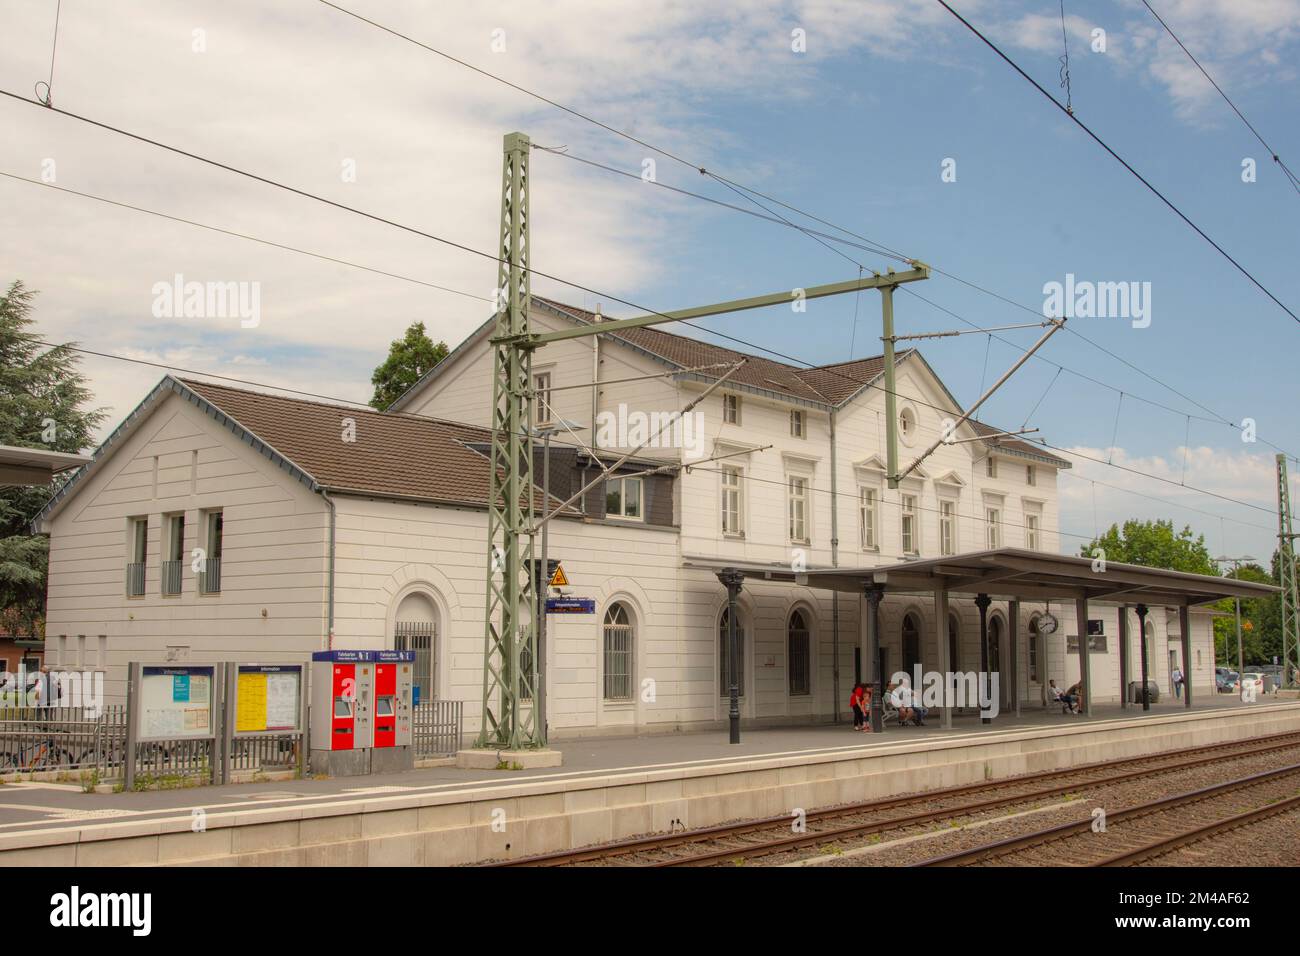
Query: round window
[{"left": 898, "top": 407, "right": 917, "bottom": 446}]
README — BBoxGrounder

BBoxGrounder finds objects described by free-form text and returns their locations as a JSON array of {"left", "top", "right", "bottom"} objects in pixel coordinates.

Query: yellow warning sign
[{"left": 549, "top": 563, "right": 569, "bottom": 587}]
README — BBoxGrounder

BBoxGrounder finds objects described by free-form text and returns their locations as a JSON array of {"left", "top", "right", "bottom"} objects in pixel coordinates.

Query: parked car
[
  {"left": 1239, "top": 672, "right": 1266, "bottom": 698},
  {"left": 1215, "top": 671, "right": 1240, "bottom": 693}
]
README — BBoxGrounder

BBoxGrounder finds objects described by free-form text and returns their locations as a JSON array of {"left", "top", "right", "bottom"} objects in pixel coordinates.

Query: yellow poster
[{"left": 236, "top": 671, "right": 268, "bottom": 732}]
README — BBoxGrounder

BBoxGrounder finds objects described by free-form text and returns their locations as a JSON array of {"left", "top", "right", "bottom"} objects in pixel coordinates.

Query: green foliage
[
  {"left": 1079, "top": 518, "right": 1217, "bottom": 575},
  {"left": 369, "top": 321, "right": 449, "bottom": 411},
  {"left": 1213, "top": 560, "right": 1284, "bottom": 668},
  {"left": 0, "top": 281, "right": 107, "bottom": 636}
]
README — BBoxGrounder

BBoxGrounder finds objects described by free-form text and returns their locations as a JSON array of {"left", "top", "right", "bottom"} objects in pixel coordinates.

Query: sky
[{"left": 2, "top": 0, "right": 1298, "bottom": 563}]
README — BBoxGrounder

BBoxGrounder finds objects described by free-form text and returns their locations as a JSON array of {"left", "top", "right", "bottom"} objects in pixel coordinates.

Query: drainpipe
[
  {"left": 829, "top": 407, "right": 840, "bottom": 724},
  {"left": 320, "top": 488, "right": 336, "bottom": 650}
]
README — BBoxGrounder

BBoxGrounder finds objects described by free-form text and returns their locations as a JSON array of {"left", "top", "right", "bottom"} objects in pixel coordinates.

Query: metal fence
[
  {"left": 0, "top": 705, "right": 127, "bottom": 776},
  {"left": 413, "top": 699, "right": 463, "bottom": 757}
]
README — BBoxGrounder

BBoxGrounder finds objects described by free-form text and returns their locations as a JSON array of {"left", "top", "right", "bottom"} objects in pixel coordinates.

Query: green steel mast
[
  {"left": 1278, "top": 454, "right": 1300, "bottom": 688},
  {"left": 477, "top": 132, "right": 541, "bottom": 749}
]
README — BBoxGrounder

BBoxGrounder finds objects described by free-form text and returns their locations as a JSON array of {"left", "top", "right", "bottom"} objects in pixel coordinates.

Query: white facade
[{"left": 38, "top": 303, "right": 1219, "bottom": 735}]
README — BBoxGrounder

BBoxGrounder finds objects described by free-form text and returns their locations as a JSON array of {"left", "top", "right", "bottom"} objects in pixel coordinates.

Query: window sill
[
  {"left": 722, "top": 531, "right": 746, "bottom": 540},
  {"left": 602, "top": 699, "right": 635, "bottom": 709}
]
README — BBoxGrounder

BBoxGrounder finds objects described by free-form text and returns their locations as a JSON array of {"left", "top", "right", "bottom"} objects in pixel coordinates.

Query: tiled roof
[
  {"left": 535, "top": 298, "right": 1068, "bottom": 467},
  {"left": 181, "top": 379, "right": 554, "bottom": 507}
]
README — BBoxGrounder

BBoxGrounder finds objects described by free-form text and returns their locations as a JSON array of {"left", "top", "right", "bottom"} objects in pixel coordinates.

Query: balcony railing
[
  {"left": 160, "top": 560, "right": 182, "bottom": 596},
  {"left": 199, "top": 557, "right": 222, "bottom": 594},
  {"left": 125, "top": 562, "right": 145, "bottom": 597}
]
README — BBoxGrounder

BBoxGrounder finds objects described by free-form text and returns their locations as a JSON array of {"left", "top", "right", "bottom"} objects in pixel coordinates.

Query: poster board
[
  {"left": 137, "top": 665, "right": 216, "bottom": 740},
  {"left": 234, "top": 664, "right": 303, "bottom": 734}
]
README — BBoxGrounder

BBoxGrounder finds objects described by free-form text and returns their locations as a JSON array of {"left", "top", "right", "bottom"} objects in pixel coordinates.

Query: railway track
[
  {"left": 485, "top": 730, "right": 1300, "bottom": 867},
  {"left": 914, "top": 762, "right": 1300, "bottom": 866}
]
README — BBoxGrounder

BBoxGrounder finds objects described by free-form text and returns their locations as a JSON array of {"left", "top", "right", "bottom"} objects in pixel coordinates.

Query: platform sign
[
  {"left": 234, "top": 664, "right": 303, "bottom": 734},
  {"left": 137, "top": 665, "right": 216, "bottom": 740},
  {"left": 546, "top": 597, "right": 595, "bottom": 614}
]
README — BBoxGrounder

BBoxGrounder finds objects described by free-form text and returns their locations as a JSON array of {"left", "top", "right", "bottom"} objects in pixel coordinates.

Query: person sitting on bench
[
  {"left": 1048, "top": 679, "right": 1079, "bottom": 714},
  {"left": 891, "top": 679, "right": 928, "bottom": 727}
]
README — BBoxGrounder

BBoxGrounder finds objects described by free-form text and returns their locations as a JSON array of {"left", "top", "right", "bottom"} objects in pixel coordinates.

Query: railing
[
  {"left": 125, "top": 562, "right": 145, "bottom": 596},
  {"left": 131, "top": 736, "right": 215, "bottom": 787},
  {"left": 160, "top": 560, "right": 182, "bottom": 596},
  {"left": 413, "top": 699, "right": 463, "bottom": 757},
  {"left": 199, "top": 556, "right": 222, "bottom": 593},
  {"left": 228, "top": 733, "right": 300, "bottom": 774},
  {"left": 0, "top": 705, "right": 128, "bottom": 776}
]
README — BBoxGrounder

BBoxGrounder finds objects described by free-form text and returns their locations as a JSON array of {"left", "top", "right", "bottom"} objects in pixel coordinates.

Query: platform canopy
[
  {"left": 0, "top": 444, "right": 90, "bottom": 487},
  {"left": 686, "top": 547, "right": 1277, "bottom": 606}
]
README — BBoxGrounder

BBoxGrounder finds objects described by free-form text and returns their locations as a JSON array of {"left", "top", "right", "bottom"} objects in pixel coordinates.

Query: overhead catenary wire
[
  {"left": 2, "top": 84, "right": 1286, "bottom": 519},
  {"left": 0, "top": 170, "right": 494, "bottom": 303},
  {"left": 1140, "top": 0, "right": 1300, "bottom": 198},
  {"left": 934, "top": 0, "right": 1300, "bottom": 327},
  {"left": 309, "top": 0, "right": 1300, "bottom": 459}
]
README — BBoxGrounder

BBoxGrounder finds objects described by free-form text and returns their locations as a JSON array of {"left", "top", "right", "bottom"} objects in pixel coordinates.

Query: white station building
[{"left": 35, "top": 298, "right": 1265, "bottom": 736}]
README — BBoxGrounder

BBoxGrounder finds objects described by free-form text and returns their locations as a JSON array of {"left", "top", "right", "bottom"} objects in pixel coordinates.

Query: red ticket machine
[
  {"left": 311, "top": 651, "right": 374, "bottom": 776},
  {"left": 371, "top": 650, "right": 415, "bottom": 773}
]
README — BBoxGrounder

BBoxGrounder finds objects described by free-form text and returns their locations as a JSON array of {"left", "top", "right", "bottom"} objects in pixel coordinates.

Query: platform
[{"left": 0, "top": 696, "right": 1296, "bottom": 866}]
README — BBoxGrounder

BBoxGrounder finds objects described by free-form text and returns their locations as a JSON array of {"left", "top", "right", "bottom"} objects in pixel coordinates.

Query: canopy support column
[
  {"left": 865, "top": 583, "right": 885, "bottom": 733},
  {"left": 1075, "top": 596, "right": 1092, "bottom": 716},
  {"left": 1009, "top": 599, "right": 1020, "bottom": 718},
  {"left": 935, "top": 584, "right": 952, "bottom": 730},
  {"left": 717, "top": 568, "right": 745, "bottom": 744}
]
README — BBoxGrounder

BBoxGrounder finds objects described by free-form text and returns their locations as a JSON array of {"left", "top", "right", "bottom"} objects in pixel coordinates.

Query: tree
[
  {"left": 0, "top": 281, "right": 106, "bottom": 637},
  {"left": 1079, "top": 519, "right": 1216, "bottom": 575},
  {"left": 369, "top": 322, "right": 449, "bottom": 411}
]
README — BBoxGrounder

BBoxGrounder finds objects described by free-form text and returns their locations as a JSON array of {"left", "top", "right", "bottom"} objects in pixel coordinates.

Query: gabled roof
[
  {"left": 389, "top": 296, "right": 1070, "bottom": 468},
  {"left": 33, "top": 376, "right": 572, "bottom": 530}
]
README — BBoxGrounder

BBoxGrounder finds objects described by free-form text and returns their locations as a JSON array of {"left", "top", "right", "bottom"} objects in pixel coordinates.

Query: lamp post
[
  {"left": 532, "top": 419, "right": 586, "bottom": 744},
  {"left": 1215, "top": 555, "right": 1256, "bottom": 679}
]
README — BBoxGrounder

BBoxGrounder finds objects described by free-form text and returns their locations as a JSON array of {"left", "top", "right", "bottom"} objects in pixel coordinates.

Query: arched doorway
[
  {"left": 393, "top": 590, "right": 438, "bottom": 704},
  {"left": 988, "top": 615, "right": 1004, "bottom": 707},
  {"left": 947, "top": 613, "right": 961, "bottom": 673},
  {"left": 719, "top": 607, "right": 747, "bottom": 700},
  {"left": 902, "top": 612, "right": 922, "bottom": 682}
]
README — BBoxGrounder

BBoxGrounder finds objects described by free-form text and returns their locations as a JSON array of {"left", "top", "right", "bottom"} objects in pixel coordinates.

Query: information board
[
  {"left": 234, "top": 664, "right": 302, "bottom": 734},
  {"left": 138, "top": 665, "right": 216, "bottom": 740}
]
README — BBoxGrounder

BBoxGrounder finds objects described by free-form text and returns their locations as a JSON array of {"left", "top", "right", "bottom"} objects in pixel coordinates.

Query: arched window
[
  {"left": 788, "top": 610, "right": 811, "bottom": 697},
  {"left": 603, "top": 602, "right": 634, "bottom": 701},
  {"left": 719, "top": 608, "right": 746, "bottom": 697},
  {"left": 394, "top": 590, "right": 438, "bottom": 704}
]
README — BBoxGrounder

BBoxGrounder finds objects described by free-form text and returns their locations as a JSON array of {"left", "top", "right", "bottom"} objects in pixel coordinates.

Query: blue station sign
[{"left": 546, "top": 597, "right": 596, "bottom": 614}]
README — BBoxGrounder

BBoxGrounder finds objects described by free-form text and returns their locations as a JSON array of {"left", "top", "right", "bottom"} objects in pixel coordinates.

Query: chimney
[{"left": 594, "top": 302, "right": 603, "bottom": 321}]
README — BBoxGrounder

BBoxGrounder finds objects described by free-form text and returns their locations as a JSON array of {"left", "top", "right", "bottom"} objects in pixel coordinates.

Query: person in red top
[{"left": 850, "top": 683, "right": 866, "bottom": 731}]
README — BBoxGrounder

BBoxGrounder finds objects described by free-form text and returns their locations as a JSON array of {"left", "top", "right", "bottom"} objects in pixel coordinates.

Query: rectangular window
[
  {"left": 901, "top": 494, "right": 918, "bottom": 555},
  {"left": 1026, "top": 513, "right": 1040, "bottom": 551},
  {"left": 859, "top": 487, "right": 879, "bottom": 550},
  {"left": 162, "top": 513, "right": 184, "bottom": 596},
  {"left": 533, "top": 371, "right": 553, "bottom": 424},
  {"left": 604, "top": 476, "right": 643, "bottom": 520},
  {"left": 723, "top": 393, "right": 741, "bottom": 425},
  {"left": 126, "top": 517, "right": 148, "bottom": 597},
  {"left": 788, "top": 475, "right": 809, "bottom": 543},
  {"left": 940, "top": 500, "right": 956, "bottom": 556},
  {"left": 986, "top": 457, "right": 997, "bottom": 478},
  {"left": 1026, "top": 464, "right": 1036, "bottom": 486},
  {"left": 986, "top": 507, "right": 1001, "bottom": 549},
  {"left": 201, "top": 510, "right": 224, "bottom": 593},
  {"left": 790, "top": 409, "right": 805, "bottom": 438},
  {"left": 721, "top": 466, "right": 743, "bottom": 535}
]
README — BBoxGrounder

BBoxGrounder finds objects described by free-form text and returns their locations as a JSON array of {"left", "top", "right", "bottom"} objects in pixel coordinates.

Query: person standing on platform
[
  {"left": 850, "top": 683, "right": 866, "bottom": 731},
  {"left": 1172, "top": 666, "right": 1184, "bottom": 699}
]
